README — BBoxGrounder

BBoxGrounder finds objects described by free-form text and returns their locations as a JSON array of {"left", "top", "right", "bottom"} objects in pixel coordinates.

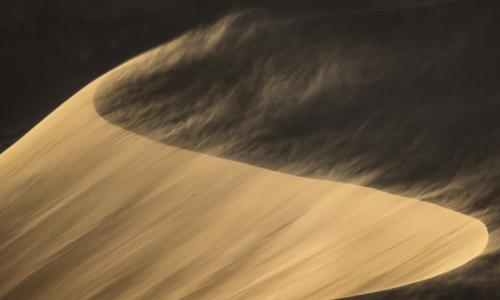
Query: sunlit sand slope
[{"left": 0, "top": 73, "right": 488, "bottom": 299}]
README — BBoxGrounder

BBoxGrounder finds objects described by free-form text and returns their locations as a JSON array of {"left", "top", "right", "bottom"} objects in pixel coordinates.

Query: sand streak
[{"left": 0, "top": 74, "right": 488, "bottom": 299}]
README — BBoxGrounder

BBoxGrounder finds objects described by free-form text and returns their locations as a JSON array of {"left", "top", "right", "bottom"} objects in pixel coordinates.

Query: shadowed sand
[{"left": 0, "top": 69, "right": 488, "bottom": 299}]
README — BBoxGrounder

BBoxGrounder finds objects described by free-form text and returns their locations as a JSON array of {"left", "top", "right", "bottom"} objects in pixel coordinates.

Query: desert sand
[{"left": 0, "top": 68, "right": 488, "bottom": 299}]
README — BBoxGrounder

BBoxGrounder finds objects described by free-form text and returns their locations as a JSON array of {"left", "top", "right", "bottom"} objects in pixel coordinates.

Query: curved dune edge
[{"left": 0, "top": 77, "right": 488, "bottom": 299}]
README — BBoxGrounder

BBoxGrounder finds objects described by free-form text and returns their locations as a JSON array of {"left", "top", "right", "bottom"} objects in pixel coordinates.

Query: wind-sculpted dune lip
[
  {"left": 0, "top": 0, "right": 496, "bottom": 299},
  {"left": 94, "top": 2, "right": 500, "bottom": 201},
  {"left": 0, "top": 74, "right": 489, "bottom": 299},
  {"left": 94, "top": 1, "right": 500, "bottom": 298}
]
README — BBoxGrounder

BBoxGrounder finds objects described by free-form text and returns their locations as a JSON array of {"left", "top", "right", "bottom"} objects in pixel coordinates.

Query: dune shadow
[{"left": 93, "top": 1, "right": 500, "bottom": 298}]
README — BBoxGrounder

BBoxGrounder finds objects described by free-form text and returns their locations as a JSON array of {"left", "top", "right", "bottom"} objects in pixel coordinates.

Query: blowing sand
[{"left": 0, "top": 74, "right": 488, "bottom": 299}]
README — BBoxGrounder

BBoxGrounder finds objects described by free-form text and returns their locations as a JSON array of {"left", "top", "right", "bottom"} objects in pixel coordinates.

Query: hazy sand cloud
[{"left": 94, "top": 4, "right": 500, "bottom": 298}]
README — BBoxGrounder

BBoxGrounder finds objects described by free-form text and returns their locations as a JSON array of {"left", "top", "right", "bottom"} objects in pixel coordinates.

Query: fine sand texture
[{"left": 0, "top": 70, "right": 488, "bottom": 299}]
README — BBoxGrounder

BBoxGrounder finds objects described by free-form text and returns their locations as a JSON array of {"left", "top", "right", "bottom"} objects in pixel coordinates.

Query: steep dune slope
[
  {"left": 2, "top": 1, "right": 499, "bottom": 298},
  {"left": 93, "top": 6, "right": 500, "bottom": 298},
  {"left": 0, "top": 70, "right": 487, "bottom": 298}
]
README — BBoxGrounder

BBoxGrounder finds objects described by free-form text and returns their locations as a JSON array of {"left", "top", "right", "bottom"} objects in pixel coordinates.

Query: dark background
[{"left": 0, "top": 0, "right": 452, "bottom": 152}]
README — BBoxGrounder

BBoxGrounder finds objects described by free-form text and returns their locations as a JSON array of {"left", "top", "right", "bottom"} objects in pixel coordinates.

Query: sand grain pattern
[{"left": 0, "top": 69, "right": 488, "bottom": 299}]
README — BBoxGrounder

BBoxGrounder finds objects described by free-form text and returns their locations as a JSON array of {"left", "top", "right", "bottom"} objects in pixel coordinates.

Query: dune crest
[{"left": 0, "top": 73, "right": 488, "bottom": 299}]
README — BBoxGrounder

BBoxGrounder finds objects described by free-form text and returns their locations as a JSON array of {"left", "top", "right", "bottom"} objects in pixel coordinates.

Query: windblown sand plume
[
  {"left": 0, "top": 68, "right": 488, "bottom": 299},
  {"left": 1, "top": 2, "right": 499, "bottom": 299}
]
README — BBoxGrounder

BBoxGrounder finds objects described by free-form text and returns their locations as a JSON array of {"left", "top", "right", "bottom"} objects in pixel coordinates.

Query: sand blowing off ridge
[{"left": 0, "top": 66, "right": 488, "bottom": 299}]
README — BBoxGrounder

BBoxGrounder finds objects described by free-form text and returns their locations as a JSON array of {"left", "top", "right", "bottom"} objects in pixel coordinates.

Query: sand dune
[
  {"left": 0, "top": 69, "right": 488, "bottom": 299},
  {"left": 1, "top": 1, "right": 499, "bottom": 298}
]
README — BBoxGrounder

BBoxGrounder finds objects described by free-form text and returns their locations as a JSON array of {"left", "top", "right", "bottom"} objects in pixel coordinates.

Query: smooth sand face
[{"left": 0, "top": 75, "right": 488, "bottom": 299}]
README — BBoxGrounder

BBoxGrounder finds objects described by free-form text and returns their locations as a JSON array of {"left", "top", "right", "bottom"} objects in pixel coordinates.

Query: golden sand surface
[{"left": 0, "top": 75, "right": 488, "bottom": 299}]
